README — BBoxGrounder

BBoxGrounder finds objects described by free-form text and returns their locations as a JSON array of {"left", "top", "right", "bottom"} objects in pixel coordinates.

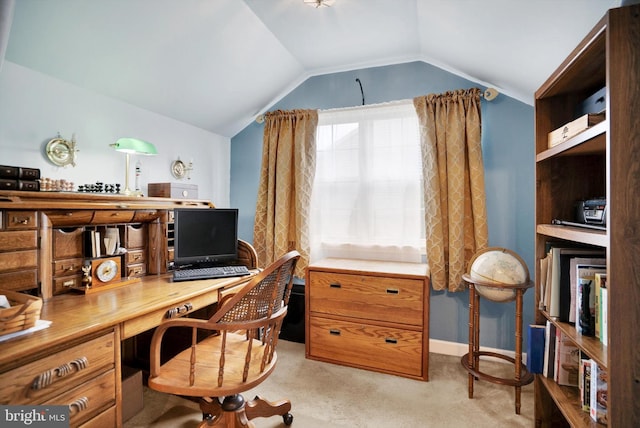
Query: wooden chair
[{"left": 148, "top": 250, "right": 300, "bottom": 428}]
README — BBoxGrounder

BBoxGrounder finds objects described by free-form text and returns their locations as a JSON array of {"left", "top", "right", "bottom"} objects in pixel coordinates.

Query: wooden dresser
[{"left": 305, "top": 258, "right": 430, "bottom": 381}]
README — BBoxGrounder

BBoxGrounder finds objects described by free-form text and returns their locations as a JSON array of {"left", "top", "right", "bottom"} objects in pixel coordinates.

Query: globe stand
[{"left": 460, "top": 259, "right": 534, "bottom": 415}]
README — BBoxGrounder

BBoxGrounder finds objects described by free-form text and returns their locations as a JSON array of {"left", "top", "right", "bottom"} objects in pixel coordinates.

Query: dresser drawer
[
  {"left": 309, "top": 271, "right": 424, "bottom": 326},
  {"left": 55, "top": 369, "right": 116, "bottom": 427},
  {"left": 0, "top": 331, "right": 116, "bottom": 404},
  {"left": 0, "top": 230, "right": 38, "bottom": 251},
  {"left": 308, "top": 316, "right": 424, "bottom": 378}
]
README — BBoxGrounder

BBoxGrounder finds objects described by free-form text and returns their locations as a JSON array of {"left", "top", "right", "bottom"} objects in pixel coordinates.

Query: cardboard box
[
  {"left": 148, "top": 182, "right": 198, "bottom": 199},
  {"left": 548, "top": 113, "right": 605, "bottom": 148},
  {"left": 121, "top": 366, "right": 143, "bottom": 423}
]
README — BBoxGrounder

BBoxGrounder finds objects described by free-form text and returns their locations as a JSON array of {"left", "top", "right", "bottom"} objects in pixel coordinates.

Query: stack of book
[
  {"left": 580, "top": 357, "right": 608, "bottom": 424},
  {"left": 538, "top": 244, "right": 608, "bottom": 341},
  {"left": 0, "top": 165, "right": 41, "bottom": 191}
]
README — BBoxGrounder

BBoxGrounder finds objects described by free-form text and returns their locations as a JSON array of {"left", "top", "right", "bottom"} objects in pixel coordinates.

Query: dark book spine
[
  {"left": 0, "top": 165, "right": 19, "bottom": 178},
  {"left": 0, "top": 179, "right": 41, "bottom": 191}
]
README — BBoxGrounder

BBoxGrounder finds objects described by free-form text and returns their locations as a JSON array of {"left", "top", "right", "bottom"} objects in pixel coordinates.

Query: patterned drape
[
  {"left": 413, "top": 88, "right": 488, "bottom": 291},
  {"left": 253, "top": 109, "right": 318, "bottom": 277}
]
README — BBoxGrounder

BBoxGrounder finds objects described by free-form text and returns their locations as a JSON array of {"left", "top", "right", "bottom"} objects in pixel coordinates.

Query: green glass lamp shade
[{"left": 112, "top": 138, "right": 157, "bottom": 155}]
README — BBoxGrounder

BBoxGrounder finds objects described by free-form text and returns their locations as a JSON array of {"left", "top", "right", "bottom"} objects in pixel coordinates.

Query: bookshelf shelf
[
  {"left": 537, "top": 376, "right": 599, "bottom": 428},
  {"left": 536, "top": 225, "right": 607, "bottom": 248},
  {"left": 534, "top": 4, "right": 640, "bottom": 426},
  {"left": 536, "top": 121, "right": 606, "bottom": 162}
]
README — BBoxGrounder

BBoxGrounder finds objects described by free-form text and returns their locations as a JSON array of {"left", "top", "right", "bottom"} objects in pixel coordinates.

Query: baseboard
[{"left": 429, "top": 339, "right": 528, "bottom": 365}]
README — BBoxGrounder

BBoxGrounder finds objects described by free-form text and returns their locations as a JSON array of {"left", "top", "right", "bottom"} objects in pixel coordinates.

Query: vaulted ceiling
[{"left": 5, "top": 0, "right": 619, "bottom": 137}]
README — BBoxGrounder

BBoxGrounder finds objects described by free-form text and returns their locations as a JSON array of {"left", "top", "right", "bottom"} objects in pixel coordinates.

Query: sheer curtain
[{"left": 309, "top": 101, "right": 425, "bottom": 263}]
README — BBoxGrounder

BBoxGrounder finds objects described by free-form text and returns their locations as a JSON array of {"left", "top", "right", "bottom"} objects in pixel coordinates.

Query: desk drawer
[
  {"left": 309, "top": 271, "right": 423, "bottom": 326},
  {"left": 0, "top": 230, "right": 37, "bottom": 251},
  {"left": 55, "top": 369, "right": 116, "bottom": 427},
  {"left": 53, "top": 257, "right": 84, "bottom": 277},
  {"left": 308, "top": 316, "right": 423, "bottom": 378},
  {"left": 0, "top": 249, "right": 37, "bottom": 272},
  {"left": 121, "top": 292, "right": 218, "bottom": 339},
  {"left": 53, "top": 274, "right": 83, "bottom": 294},
  {"left": 0, "top": 331, "right": 116, "bottom": 404},
  {"left": 0, "top": 269, "right": 37, "bottom": 291},
  {"left": 78, "top": 404, "right": 116, "bottom": 428}
]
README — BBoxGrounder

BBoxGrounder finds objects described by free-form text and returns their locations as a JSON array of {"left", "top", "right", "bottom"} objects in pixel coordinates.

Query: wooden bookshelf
[{"left": 534, "top": 4, "right": 640, "bottom": 426}]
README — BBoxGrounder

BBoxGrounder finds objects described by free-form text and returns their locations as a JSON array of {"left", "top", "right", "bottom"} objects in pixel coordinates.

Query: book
[
  {"left": 0, "top": 165, "right": 41, "bottom": 180},
  {"left": 526, "top": 324, "right": 545, "bottom": 374},
  {"left": 580, "top": 357, "right": 591, "bottom": 412},
  {"left": 590, "top": 360, "right": 608, "bottom": 424},
  {"left": 547, "top": 247, "right": 604, "bottom": 320},
  {"left": 0, "top": 179, "right": 40, "bottom": 191},
  {"left": 554, "top": 330, "right": 580, "bottom": 386},
  {"left": 569, "top": 256, "right": 605, "bottom": 324},
  {"left": 538, "top": 254, "right": 549, "bottom": 310},
  {"left": 576, "top": 264, "right": 606, "bottom": 336},
  {"left": 543, "top": 320, "right": 556, "bottom": 379},
  {"left": 594, "top": 273, "right": 607, "bottom": 341},
  {"left": 600, "top": 276, "right": 608, "bottom": 345}
]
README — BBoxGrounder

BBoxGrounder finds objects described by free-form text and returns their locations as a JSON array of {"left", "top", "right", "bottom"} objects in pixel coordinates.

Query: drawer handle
[
  {"left": 329, "top": 283, "right": 341, "bottom": 289},
  {"left": 166, "top": 303, "right": 193, "bottom": 318},
  {"left": 31, "top": 357, "right": 89, "bottom": 390},
  {"left": 386, "top": 288, "right": 399, "bottom": 294},
  {"left": 385, "top": 338, "right": 398, "bottom": 344},
  {"left": 12, "top": 216, "right": 30, "bottom": 225},
  {"left": 133, "top": 254, "right": 143, "bottom": 261},
  {"left": 69, "top": 396, "right": 89, "bottom": 414},
  {"left": 329, "top": 329, "right": 341, "bottom": 336},
  {"left": 63, "top": 264, "right": 76, "bottom": 272},
  {"left": 62, "top": 279, "right": 76, "bottom": 287}
]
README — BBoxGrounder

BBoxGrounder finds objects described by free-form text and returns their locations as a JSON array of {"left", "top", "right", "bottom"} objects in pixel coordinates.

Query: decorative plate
[
  {"left": 45, "top": 137, "right": 77, "bottom": 167},
  {"left": 171, "top": 159, "right": 187, "bottom": 179}
]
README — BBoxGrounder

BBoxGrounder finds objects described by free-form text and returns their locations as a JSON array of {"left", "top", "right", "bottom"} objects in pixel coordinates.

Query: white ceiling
[{"left": 5, "top": 0, "right": 619, "bottom": 138}]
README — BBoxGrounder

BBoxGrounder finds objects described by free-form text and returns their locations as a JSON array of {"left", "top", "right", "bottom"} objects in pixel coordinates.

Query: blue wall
[{"left": 231, "top": 61, "right": 535, "bottom": 351}]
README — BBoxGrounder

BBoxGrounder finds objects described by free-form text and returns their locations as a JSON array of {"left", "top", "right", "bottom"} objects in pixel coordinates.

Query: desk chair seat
[{"left": 148, "top": 251, "right": 300, "bottom": 428}]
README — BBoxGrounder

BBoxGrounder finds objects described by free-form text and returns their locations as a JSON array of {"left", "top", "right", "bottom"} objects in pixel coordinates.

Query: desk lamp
[{"left": 111, "top": 138, "right": 157, "bottom": 196}]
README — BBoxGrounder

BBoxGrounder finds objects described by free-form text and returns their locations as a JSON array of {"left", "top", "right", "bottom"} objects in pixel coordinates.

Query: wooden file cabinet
[{"left": 306, "top": 258, "right": 430, "bottom": 381}]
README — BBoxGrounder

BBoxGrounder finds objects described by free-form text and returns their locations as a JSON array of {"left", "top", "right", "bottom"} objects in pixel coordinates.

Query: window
[{"left": 309, "top": 101, "right": 425, "bottom": 263}]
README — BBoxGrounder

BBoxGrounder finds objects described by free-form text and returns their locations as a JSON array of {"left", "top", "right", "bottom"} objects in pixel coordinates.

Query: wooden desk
[{"left": 0, "top": 272, "right": 255, "bottom": 427}]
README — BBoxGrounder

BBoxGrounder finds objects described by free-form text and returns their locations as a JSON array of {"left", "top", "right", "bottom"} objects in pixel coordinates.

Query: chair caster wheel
[{"left": 283, "top": 412, "right": 293, "bottom": 425}]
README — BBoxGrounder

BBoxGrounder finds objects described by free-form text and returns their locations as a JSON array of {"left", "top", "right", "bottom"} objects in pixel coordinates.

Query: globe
[{"left": 468, "top": 248, "right": 529, "bottom": 302}]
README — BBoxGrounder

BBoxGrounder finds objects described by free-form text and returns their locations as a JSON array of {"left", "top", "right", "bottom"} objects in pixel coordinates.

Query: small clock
[{"left": 90, "top": 256, "right": 122, "bottom": 286}]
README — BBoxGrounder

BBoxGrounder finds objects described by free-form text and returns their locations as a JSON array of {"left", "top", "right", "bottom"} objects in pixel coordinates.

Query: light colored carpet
[{"left": 124, "top": 340, "right": 534, "bottom": 428}]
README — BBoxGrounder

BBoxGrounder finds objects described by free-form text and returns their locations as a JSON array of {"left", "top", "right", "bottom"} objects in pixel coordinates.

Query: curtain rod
[{"left": 255, "top": 87, "right": 499, "bottom": 123}]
